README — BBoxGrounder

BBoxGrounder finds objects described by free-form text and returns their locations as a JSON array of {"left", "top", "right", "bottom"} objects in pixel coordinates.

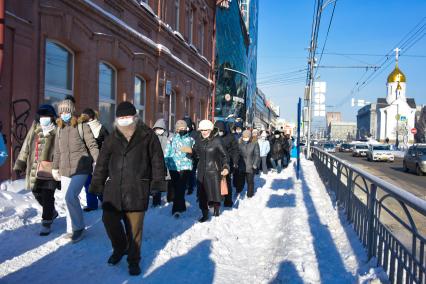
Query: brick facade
[{"left": 0, "top": 0, "right": 216, "bottom": 180}]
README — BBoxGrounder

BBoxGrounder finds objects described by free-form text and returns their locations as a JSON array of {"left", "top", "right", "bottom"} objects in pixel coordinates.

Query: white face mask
[
  {"left": 155, "top": 129, "right": 165, "bottom": 135},
  {"left": 243, "top": 138, "right": 250, "bottom": 142},
  {"left": 275, "top": 135, "right": 280, "bottom": 138},
  {"left": 116, "top": 117, "right": 135, "bottom": 127},
  {"left": 40, "top": 117, "right": 52, "bottom": 127},
  {"left": 218, "top": 131, "right": 224, "bottom": 136}
]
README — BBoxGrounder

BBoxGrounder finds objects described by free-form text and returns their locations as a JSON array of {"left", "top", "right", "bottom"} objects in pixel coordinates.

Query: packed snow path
[{"left": 0, "top": 159, "right": 383, "bottom": 283}]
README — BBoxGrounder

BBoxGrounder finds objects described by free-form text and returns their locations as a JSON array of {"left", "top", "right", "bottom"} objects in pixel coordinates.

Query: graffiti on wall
[{"left": 12, "top": 99, "right": 31, "bottom": 165}]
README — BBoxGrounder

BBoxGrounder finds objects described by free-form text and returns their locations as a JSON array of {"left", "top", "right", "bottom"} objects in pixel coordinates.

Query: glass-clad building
[{"left": 215, "top": 0, "right": 258, "bottom": 123}]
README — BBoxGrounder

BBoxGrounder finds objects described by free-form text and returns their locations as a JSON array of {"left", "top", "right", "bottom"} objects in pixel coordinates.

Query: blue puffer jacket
[
  {"left": 258, "top": 138, "right": 270, "bottom": 157},
  {"left": 164, "top": 133, "right": 195, "bottom": 171}
]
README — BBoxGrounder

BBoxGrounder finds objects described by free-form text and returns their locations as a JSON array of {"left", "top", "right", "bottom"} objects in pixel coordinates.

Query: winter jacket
[
  {"left": 53, "top": 117, "right": 99, "bottom": 177},
  {"left": 270, "top": 136, "right": 285, "bottom": 160},
  {"left": 0, "top": 132, "right": 7, "bottom": 167},
  {"left": 238, "top": 140, "right": 260, "bottom": 174},
  {"left": 164, "top": 133, "right": 195, "bottom": 171},
  {"left": 89, "top": 121, "right": 166, "bottom": 212},
  {"left": 194, "top": 136, "right": 229, "bottom": 203},
  {"left": 215, "top": 121, "right": 240, "bottom": 167},
  {"left": 13, "top": 122, "right": 58, "bottom": 190},
  {"left": 258, "top": 138, "right": 271, "bottom": 157},
  {"left": 153, "top": 118, "right": 172, "bottom": 180},
  {"left": 282, "top": 138, "right": 291, "bottom": 154}
]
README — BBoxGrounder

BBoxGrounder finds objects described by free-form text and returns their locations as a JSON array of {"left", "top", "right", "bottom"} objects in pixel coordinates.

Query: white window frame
[
  {"left": 134, "top": 75, "right": 146, "bottom": 121},
  {"left": 98, "top": 61, "right": 117, "bottom": 127},
  {"left": 44, "top": 39, "right": 74, "bottom": 102},
  {"left": 175, "top": 0, "right": 180, "bottom": 31},
  {"left": 168, "top": 90, "right": 176, "bottom": 131}
]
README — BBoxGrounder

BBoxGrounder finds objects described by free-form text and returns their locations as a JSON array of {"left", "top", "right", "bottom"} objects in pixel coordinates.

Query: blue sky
[{"left": 257, "top": 0, "right": 426, "bottom": 123}]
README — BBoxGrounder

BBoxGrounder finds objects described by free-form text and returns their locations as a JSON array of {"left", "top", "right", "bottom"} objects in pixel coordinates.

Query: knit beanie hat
[
  {"left": 116, "top": 101, "right": 136, "bottom": 117},
  {"left": 199, "top": 120, "right": 214, "bottom": 131},
  {"left": 58, "top": 96, "right": 76, "bottom": 114},
  {"left": 175, "top": 120, "right": 187, "bottom": 130},
  {"left": 242, "top": 130, "right": 251, "bottom": 138}
]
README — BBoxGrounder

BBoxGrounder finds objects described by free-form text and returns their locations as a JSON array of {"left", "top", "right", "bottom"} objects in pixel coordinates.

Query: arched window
[
  {"left": 44, "top": 40, "right": 74, "bottom": 108},
  {"left": 99, "top": 62, "right": 116, "bottom": 131},
  {"left": 134, "top": 76, "right": 146, "bottom": 121}
]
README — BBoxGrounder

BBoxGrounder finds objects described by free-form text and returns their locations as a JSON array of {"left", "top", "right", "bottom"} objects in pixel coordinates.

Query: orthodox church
[{"left": 376, "top": 49, "right": 417, "bottom": 144}]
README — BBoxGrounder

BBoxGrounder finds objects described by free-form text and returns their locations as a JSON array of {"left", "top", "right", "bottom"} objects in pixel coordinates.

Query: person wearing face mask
[
  {"left": 233, "top": 121, "right": 244, "bottom": 140},
  {"left": 193, "top": 120, "right": 229, "bottom": 222},
  {"left": 270, "top": 130, "right": 285, "bottom": 173},
  {"left": 214, "top": 120, "right": 239, "bottom": 207},
  {"left": 79, "top": 108, "right": 109, "bottom": 212},
  {"left": 258, "top": 131, "right": 271, "bottom": 175},
  {"left": 164, "top": 120, "right": 195, "bottom": 218},
  {"left": 152, "top": 118, "right": 173, "bottom": 206},
  {"left": 52, "top": 96, "right": 99, "bottom": 243},
  {"left": 89, "top": 101, "right": 166, "bottom": 276},
  {"left": 235, "top": 130, "right": 260, "bottom": 197},
  {"left": 13, "top": 104, "right": 60, "bottom": 236}
]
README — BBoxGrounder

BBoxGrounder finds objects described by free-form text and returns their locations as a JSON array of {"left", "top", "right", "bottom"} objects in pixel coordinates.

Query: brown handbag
[
  {"left": 36, "top": 161, "right": 53, "bottom": 180},
  {"left": 220, "top": 176, "right": 228, "bottom": 195},
  {"left": 35, "top": 136, "right": 54, "bottom": 180}
]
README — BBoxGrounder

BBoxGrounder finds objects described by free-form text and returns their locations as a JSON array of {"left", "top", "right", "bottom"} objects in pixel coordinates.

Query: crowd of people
[{"left": 13, "top": 96, "right": 294, "bottom": 276}]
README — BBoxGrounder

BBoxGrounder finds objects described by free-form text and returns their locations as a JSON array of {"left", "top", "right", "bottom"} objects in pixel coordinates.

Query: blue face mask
[
  {"left": 39, "top": 117, "right": 52, "bottom": 127},
  {"left": 61, "top": 113, "right": 72, "bottom": 122}
]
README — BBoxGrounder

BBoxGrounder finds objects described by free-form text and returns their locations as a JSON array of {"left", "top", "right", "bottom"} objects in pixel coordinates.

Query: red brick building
[{"left": 0, "top": 0, "right": 216, "bottom": 180}]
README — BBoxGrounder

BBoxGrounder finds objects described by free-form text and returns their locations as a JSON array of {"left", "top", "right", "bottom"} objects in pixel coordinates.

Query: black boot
[
  {"left": 198, "top": 210, "right": 209, "bottom": 223},
  {"left": 129, "top": 263, "right": 141, "bottom": 276},
  {"left": 213, "top": 206, "right": 220, "bottom": 217},
  {"left": 107, "top": 249, "right": 127, "bottom": 266}
]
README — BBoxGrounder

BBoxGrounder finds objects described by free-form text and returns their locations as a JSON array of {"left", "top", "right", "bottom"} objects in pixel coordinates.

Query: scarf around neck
[{"left": 87, "top": 119, "right": 102, "bottom": 139}]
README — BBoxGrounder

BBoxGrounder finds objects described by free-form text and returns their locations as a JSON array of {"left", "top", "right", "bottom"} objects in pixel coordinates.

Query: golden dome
[{"left": 387, "top": 65, "right": 406, "bottom": 83}]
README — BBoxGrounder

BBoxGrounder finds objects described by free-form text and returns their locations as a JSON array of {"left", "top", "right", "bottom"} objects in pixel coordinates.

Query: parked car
[
  {"left": 403, "top": 144, "right": 426, "bottom": 176},
  {"left": 339, "top": 143, "right": 352, "bottom": 152},
  {"left": 322, "top": 143, "right": 336, "bottom": 153},
  {"left": 352, "top": 144, "right": 369, "bottom": 157},
  {"left": 367, "top": 144, "right": 394, "bottom": 162}
]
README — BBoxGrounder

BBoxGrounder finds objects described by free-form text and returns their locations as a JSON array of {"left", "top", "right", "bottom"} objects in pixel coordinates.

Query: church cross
[{"left": 394, "top": 48, "right": 401, "bottom": 63}]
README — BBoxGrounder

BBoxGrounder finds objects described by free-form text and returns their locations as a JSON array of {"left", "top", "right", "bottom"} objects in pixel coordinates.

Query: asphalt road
[{"left": 333, "top": 152, "right": 426, "bottom": 200}]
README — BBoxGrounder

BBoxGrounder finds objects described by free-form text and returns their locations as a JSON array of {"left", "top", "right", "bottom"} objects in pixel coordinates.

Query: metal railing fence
[{"left": 311, "top": 147, "right": 426, "bottom": 284}]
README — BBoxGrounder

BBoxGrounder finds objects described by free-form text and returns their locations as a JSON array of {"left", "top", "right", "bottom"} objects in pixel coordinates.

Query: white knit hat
[{"left": 198, "top": 120, "right": 214, "bottom": 131}]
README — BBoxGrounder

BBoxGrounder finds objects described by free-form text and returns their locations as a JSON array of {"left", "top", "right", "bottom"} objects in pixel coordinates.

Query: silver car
[
  {"left": 403, "top": 145, "right": 426, "bottom": 176},
  {"left": 352, "top": 144, "right": 369, "bottom": 157}
]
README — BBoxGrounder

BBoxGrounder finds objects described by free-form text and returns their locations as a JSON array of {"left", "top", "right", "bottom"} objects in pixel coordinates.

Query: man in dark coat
[
  {"left": 236, "top": 130, "right": 260, "bottom": 197},
  {"left": 215, "top": 120, "right": 239, "bottom": 207},
  {"left": 270, "top": 130, "right": 285, "bottom": 173},
  {"left": 90, "top": 102, "right": 165, "bottom": 276}
]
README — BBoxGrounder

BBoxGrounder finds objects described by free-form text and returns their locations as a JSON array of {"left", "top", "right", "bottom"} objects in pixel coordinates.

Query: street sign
[
  {"left": 411, "top": 128, "right": 417, "bottom": 134},
  {"left": 395, "top": 114, "right": 400, "bottom": 121},
  {"left": 165, "top": 80, "right": 172, "bottom": 95},
  {"left": 400, "top": 116, "right": 407, "bottom": 122}
]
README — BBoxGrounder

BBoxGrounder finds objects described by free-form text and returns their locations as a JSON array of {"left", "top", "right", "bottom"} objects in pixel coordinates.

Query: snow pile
[{"left": 0, "top": 159, "right": 387, "bottom": 283}]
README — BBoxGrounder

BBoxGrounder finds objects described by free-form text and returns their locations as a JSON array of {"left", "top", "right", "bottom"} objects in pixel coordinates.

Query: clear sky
[{"left": 257, "top": 0, "right": 426, "bottom": 123}]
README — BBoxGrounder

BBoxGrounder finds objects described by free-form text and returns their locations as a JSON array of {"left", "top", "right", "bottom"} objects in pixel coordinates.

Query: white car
[
  {"left": 322, "top": 143, "right": 336, "bottom": 153},
  {"left": 367, "top": 144, "right": 394, "bottom": 162},
  {"left": 352, "top": 144, "right": 369, "bottom": 157}
]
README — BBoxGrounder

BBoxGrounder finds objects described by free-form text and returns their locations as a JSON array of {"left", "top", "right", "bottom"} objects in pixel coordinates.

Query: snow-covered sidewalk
[{"left": 0, "top": 159, "right": 384, "bottom": 283}]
